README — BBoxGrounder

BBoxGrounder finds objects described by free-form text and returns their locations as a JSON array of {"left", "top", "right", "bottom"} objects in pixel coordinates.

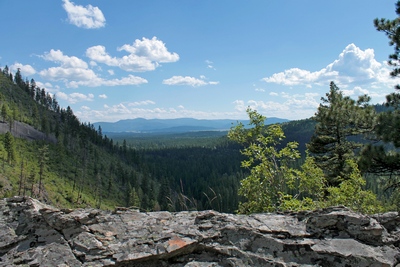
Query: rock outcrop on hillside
[{"left": 0, "top": 197, "right": 400, "bottom": 266}]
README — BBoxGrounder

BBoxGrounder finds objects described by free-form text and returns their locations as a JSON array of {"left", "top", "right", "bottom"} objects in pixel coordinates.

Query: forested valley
[
  {"left": 0, "top": 65, "right": 319, "bottom": 212},
  {"left": 0, "top": 61, "right": 398, "bottom": 216}
]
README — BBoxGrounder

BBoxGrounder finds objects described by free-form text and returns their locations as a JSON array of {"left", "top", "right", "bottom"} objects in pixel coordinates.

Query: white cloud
[
  {"left": 86, "top": 37, "right": 179, "bottom": 72},
  {"left": 118, "top": 37, "right": 179, "bottom": 62},
  {"left": 56, "top": 92, "right": 94, "bottom": 104},
  {"left": 41, "top": 49, "right": 88, "bottom": 68},
  {"left": 262, "top": 43, "right": 395, "bottom": 89},
  {"left": 81, "top": 105, "right": 91, "bottom": 111},
  {"left": 263, "top": 67, "right": 336, "bottom": 87},
  {"left": 40, "top": 66, "right": 97, "bottom": 82},
  {"left": 35, "top": 81, "right": 59, "bottom": 92},
  {"left": 107, "top": 69, "right": 114, "bottom": 75},
  {"left": 163, "top": 76, "right": 218, "bottom": 87},
  {"left": 209, "top": 81, "right": 220, "bottom": 85},
  {"left": 39, "top": 49, "right": 148, "bottom": 87},
  {"left": 62, "top": 0, "right": 105, "bottom": 29},
  {"left": 67, "top": 75, "right": 148, "bottom": 88},
  {"left": 128, "top": 100, "right": 156, "bottom": 106},
  {"left": 233, "top": 100, "right": 246, "bottom": 112},
  {"left": 86, "top": 45, "right": 119, "bottom": 66},
  {"left": 205, "top": 60, "right": 216, "bottom": 70},
  {"left": 342, "top": 86, "right": 370, "bottom": 97},
  {"left": 233, "top": 92, "right": 320, "bottom": 119},
  {"left": 255, "top": 88, "right": 265, "bottom": 92},
  {"left": 10, "top": 63, "right": 36, "bottom": 76},
  {"left": 105, "top": 103, "right": 132, "bottom": 115},
  {"left": 99, "top": 94, "right": 107, "bottom": 99}
]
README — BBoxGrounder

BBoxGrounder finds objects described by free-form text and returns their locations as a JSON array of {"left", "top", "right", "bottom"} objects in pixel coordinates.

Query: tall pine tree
[
  {"left": 307, "top": 82, "right": 375, "bottom": 186},
  {"left": 359, "top": 3, "right": 400, "bottom": 183}
]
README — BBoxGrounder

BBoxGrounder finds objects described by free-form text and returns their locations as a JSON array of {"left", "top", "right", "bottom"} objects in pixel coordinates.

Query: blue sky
[{"left": 0, "top": 1, "right": 397, "bottom": 122}]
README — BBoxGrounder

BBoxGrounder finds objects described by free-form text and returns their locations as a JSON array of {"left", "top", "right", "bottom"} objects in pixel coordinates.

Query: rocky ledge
[{"left": 1, "top": 197, "right": 400, "bottom": 266}]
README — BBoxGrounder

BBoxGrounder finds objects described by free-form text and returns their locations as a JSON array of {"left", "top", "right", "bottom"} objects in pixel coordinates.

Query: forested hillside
[
  {"left": 0, "top": 66, "right": 319, "bottom": 212},
  {"left": 0, "top": 68, "right": 149, "bottom": 209},
  {"left": 0, "top": 67, "right": 249, "bottom": 211}
]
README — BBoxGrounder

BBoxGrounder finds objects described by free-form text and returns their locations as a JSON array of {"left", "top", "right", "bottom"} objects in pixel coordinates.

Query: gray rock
[{"left": 0, "top": 197, "right": 399, "bottom": 266}]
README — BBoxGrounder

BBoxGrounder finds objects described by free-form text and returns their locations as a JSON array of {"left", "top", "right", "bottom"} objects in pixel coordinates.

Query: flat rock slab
[{"left": 0, "top": 197, "right": 399, "bottom": 266}]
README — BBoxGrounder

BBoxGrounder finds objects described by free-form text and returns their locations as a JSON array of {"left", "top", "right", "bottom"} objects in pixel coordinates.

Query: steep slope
[{"left": 0, "top": 69, "right": 152, "bottom": 210}]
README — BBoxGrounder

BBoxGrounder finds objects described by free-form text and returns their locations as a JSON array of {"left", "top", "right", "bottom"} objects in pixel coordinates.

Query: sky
[{"left": 0, "top": 1, "right": 398, "bottom": 123}]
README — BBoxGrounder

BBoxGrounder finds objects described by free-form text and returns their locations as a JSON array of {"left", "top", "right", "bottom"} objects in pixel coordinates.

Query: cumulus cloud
[
  {"left": 86, "top": 37, "right": 179, "bottom": 72},
  {"left": 56, "top": 92, "right": 94, "bottom": 104},
  {"left": 162, "top": 76, "right": 218, "bottom": 87},
  {"left": 263, "top": 43, "right": 394, "bottom": 89},
  {"left": 39, "top": 49, "right": 148, "bottom": 87},
  {"left": 233, "top": 92, "right": 320, "bottom": 119},
  {"left": 41, "top": 49, "right": 88, "bottom": 68},
  {"left": 62, "top": 0, "right": 106, "bottom": 29},
  {"left": 119, "top": 37, "right": 179, "bottom": 62},
  {"left": 99, "top": 94, "right": 107, "bottom": 99},
  {"left": 10, "top": 63, "right": 36, "bottom": 76},
  {"left": 342, "top": 86, "right": 370, "bottom": 97}
]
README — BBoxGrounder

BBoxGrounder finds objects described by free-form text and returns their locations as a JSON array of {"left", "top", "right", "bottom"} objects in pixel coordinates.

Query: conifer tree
[
  {"left": 362, "top": 2, "right": 400, "bottom": 181},
  {"left": 1, "top": 103, "right": 8, "bottom": 123},
  {"left": 38, "top": 145, "right": 49, "bottom": 196},
  {"left": 14, "top": 68, "right": 23, "bottom": 87},
  {"left": 307, "top": 82, "right": 375, "bottom": 186},
  {"left": 4, "top": 132, "right": 16, "bottom": 164}
]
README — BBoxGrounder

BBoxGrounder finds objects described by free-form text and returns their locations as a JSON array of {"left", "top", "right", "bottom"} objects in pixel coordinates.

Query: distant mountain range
[{"left": 93, "top": 117, "right": 290, "bottom": 133}]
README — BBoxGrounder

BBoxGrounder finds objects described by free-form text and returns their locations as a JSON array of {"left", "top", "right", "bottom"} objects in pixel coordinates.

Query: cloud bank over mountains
[{"left": 10, "top": 42, "right": 394, "bottom": 122}]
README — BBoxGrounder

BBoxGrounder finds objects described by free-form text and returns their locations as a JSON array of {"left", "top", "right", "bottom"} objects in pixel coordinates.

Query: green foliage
[
  {"left": 357, "top": 2, "right": 400, "bottom": 205},
  {"left": 128, "top": 185, "right": 141, "bottom": 208},
  {"left": 1, "top": 104, "right": 8, "bottom": 123},
  {"left": 374, "top": 1, "right": 400, "bottom": 86},
  {"left": 325, "top": 160, "right": 384, "bottom": 214},
  {"left": 37, "top": 145, "right": 49, "bottom": 197},
  {"left": 278, "top": 195, "right": 317, "bottom": 212},
  {"left": 3, "top": 132, "right": 16, "bottom": 164},
  {"left": 229, "top": 108, "right": 384, "bottom": 214},
  {"left": 293, "top": 156, "right": 325, "bottom": 198},
  {"left": 228, "top": 107, "right": 301, "bottom": 213},
  {"left": 307, "top": 82, "right": 375, "bottom": 186},
  {"left": 0, "top": 69, "right": 154, "bottom": 210}
]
